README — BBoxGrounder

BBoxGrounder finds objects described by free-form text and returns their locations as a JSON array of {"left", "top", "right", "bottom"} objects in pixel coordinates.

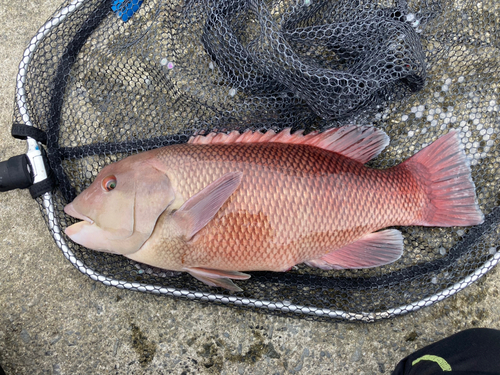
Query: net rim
[{"left": 16, "top": 0, "right": 500, "bottom": 321}]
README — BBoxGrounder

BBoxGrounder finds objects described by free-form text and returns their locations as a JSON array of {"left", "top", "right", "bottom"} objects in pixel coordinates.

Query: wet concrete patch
[{"left": 130, "top": 321, "right": 157, "bottom": 367}]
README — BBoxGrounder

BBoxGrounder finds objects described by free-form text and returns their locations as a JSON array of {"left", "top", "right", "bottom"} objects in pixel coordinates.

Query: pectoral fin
[
  {"left": 186, "top": 267, "right": 251, "bottom": 292},
  {"left": 305, "top": 229, "right": 404, "bottom": 270},
  {"left": 173, "top": 171, "right": 243, "bottom": 240}
]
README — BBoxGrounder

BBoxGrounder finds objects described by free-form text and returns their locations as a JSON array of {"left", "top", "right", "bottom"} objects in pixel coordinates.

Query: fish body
[
  {"left": 131, "top": 141, "right": 418, "bottom": 271},
  {"left": 64, "top": 126, "right": 483, "bottom": 290}
]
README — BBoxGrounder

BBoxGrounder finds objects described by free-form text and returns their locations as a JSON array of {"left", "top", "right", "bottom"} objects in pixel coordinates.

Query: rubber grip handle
[{"left": 0, "top": 154, "right": 34, "bottom": 192}]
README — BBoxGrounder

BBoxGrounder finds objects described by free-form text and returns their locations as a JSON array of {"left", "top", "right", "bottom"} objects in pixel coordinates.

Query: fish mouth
[{"left": 64, "top": 202, "right": 94, "bottom": 224}]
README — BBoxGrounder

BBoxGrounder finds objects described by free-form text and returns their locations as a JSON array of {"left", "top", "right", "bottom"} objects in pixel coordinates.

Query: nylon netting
[{"left": 15, "top": 0, "right": 500, "bottom": 321}]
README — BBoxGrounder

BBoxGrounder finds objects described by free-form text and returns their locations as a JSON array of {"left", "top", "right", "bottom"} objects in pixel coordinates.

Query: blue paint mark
[{"left": 112, "top": 0, "right": 143, "bottom": 22}]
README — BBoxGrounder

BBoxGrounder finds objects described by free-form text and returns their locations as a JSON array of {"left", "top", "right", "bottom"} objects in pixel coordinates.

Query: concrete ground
[{"left": 0, "top": 1, "right": 499, "bottom": 374}]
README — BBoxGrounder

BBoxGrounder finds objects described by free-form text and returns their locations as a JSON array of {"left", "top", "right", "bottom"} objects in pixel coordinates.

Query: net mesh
[{"left": 14, "top": 0, "right": 500, "bottom": 321}]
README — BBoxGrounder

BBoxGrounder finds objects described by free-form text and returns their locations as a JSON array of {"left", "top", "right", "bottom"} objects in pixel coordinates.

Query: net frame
[{"left": 13, "top": 0, "right": 500, "bottom": 321}]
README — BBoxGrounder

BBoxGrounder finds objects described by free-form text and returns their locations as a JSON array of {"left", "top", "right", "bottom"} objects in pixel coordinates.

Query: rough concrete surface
[{"left": 0, "top": 1, "right": 499, "bottom": 374}]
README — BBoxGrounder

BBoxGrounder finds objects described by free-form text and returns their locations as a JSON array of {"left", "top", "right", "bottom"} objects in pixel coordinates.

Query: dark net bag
[{"left": 12, "top": 0, "right": 500, "bottom": 321}]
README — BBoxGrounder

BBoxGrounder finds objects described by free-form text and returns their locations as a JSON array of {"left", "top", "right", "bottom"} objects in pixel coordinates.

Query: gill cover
[{"left": 64, "top": 153, "right": 175, "bottom": 254}]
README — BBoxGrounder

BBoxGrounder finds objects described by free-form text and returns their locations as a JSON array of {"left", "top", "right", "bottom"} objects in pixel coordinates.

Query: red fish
[{"left": 64, "top": 125, "right": 483, "bottom": 291}]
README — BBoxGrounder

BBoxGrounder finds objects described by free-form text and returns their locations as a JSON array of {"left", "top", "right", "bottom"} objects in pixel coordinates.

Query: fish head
[{"left": 64, "top": 152, "right": 175, "bottom": 254}]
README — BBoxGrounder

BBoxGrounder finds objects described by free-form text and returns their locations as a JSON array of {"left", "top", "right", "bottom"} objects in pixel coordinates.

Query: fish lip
[{"left": 64, "top": 203, "right": 94, "bottom": 225}]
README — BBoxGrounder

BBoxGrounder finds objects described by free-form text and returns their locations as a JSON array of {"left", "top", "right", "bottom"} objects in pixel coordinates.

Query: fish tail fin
[{"left": 402, "top": 130, "right": 484, "bottom": 227}]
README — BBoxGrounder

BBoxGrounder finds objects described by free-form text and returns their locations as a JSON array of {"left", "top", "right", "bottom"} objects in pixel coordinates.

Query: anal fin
[
  {"left": 185, "top": 267, "right": 250, "bottom": 292},
  {"left": 305, "top": 229, "right": 404, "bottom": 270}
]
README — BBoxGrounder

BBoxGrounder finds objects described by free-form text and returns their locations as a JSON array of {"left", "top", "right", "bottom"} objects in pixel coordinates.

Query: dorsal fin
[{"left": 188, "top": 125, "right": 389, "bottom": 163}]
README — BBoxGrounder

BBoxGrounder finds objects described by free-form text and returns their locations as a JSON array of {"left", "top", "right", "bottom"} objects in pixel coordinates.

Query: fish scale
[{"left": 144, "top": 141, "right": 422, "bottom": 271}]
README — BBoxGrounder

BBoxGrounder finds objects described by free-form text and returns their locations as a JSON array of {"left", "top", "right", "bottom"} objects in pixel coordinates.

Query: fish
[{"left": 64, "top": 125, "right": 484, "bottom": 291}]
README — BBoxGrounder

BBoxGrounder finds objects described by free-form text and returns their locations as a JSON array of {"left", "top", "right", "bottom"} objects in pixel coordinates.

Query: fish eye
[{"left": 102, "top": 175, "right": 117, "bottom": 192}]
